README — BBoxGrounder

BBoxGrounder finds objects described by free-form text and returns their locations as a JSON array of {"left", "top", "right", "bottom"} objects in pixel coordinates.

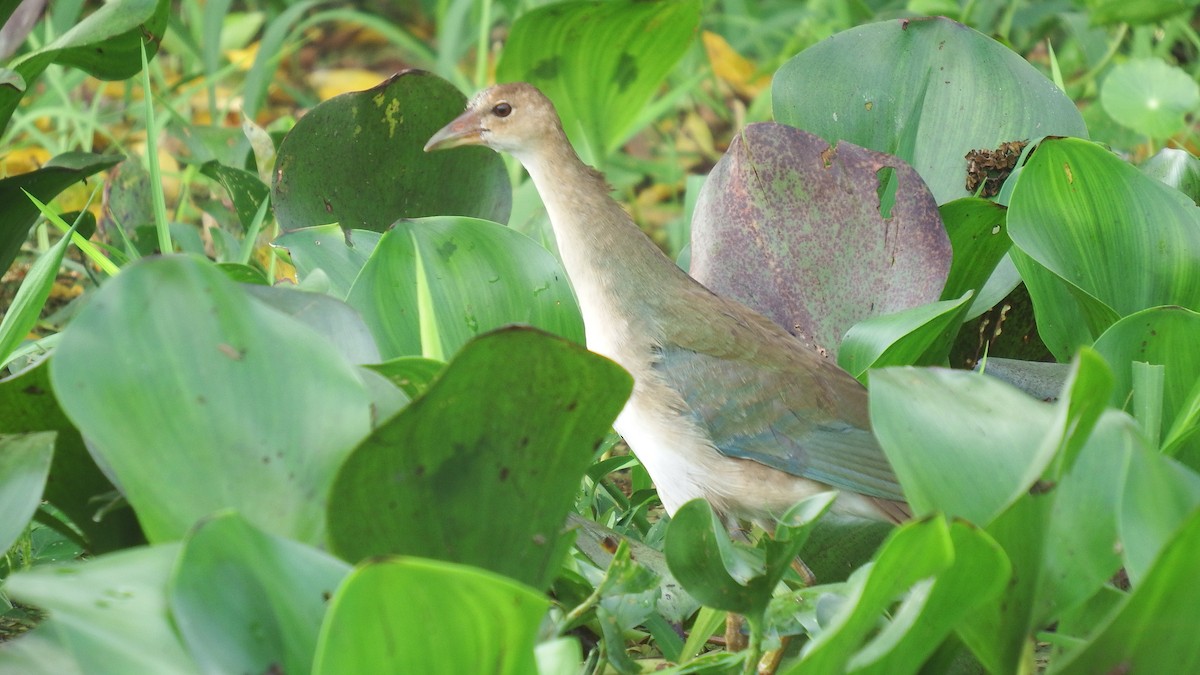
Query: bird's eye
[{"left": 492, "top": 102, "right": 512, "bottom": 118}]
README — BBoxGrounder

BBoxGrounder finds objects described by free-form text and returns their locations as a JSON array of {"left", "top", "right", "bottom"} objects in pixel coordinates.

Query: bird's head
[{"left": 424, "top": 82, "right": 562, "bottom": 158}]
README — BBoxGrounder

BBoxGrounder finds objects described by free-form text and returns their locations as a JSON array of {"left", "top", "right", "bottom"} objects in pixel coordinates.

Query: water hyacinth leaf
[
  {"left": 243, "top": 284, "right": 382, "bottom": 366},
  {"left": 869, "top": 367, "right": 1056, "bottom": 524},
  {"left": 1051, "top": 506, "right": 1200, "bottom": 674},
  {"left": 198, "top": 161, "right": 269, "bottom": 232},
  {"left": 272, "top": 70, "right": 510, "bottom": 233},
  {"left": 312, "top": 558, "right": 547, "bottom": 675},
  {"left": 0, "top": 152, "right": 121, "bottom": 277},
  {"left": 690, "top": 123, "right": 949, "bottom": 358},
  {"left": 496, "top": 0, "right": 702, "bottom": 163},
  {"left": 0, "top": 544, "right": 196, "bottom": 674},
  {"left": 346, "top": 216, "right": 583, "bottom": 360},
  {"left": 273, "top": 224, "right": 382, "bottom": 300},
  {"left": 1100, "top": 58, "right": 1200, "bottom": 139},
  {"left": 0, "top": 360, "right": 143, "bottom": 553},
  {"left": 789, "top": 516, "right": 956, "bottom": 673},
  {"left": 49, "top": 256, "right": 372, "bottom": 544},
  {"left": 1093, "top": 307, "right": 1200, "bottom": 466},
  {"left": 938, "top": 198, "right": 1012, "bottom": 317},
  {"left": 1008, "top": 138, "right": 1200, "bottom": 357},
  {"left": 838, "top": 292, "right": 973, "bottom": 381},
  {"left": 837, "top": 521, "right": 1009, "bottom": 675},
  {"left": 0, "top": 431, "right": 54, "bottom": 556},
  {"left": 327, "top": 327, "right": 631, "bottom": 589},
  {"left": 774, "top": 17, "right": 1086, "bottom": 205},
  {"left": 169, "top": 512, "right": 351, "bottom": 675},
  {"left": 1118, "top": 445, "right": 1200, "bottom": 585},
  {"left": 1139, "top": 147, "right": 1200, "bottom": 204}
]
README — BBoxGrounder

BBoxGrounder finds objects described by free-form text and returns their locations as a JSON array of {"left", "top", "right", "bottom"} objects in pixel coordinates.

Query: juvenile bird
[{"left": 425, "top": 83, "right": 908, "bottom": 531}]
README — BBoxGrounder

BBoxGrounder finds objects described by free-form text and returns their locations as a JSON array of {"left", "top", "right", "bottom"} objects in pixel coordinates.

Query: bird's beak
[{"left": 424, "top": 109, "right": 484, "bottom": 152}]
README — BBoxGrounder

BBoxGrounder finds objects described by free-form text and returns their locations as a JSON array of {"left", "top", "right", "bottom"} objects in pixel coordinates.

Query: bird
[{"left": 425, "top": 82, "right": 908, "bottom": 533}]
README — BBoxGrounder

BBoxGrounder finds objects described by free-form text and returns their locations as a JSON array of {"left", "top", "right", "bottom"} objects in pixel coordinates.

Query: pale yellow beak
[{"left": 424, "top": 109, "right": 485, "bottom": 152}]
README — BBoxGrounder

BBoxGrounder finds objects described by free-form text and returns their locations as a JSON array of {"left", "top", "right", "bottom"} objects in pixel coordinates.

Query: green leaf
[
  {"left": 789, "top": 516, "right": 955, "bottom": 673},
  {"left": 364, "top": 356, "right": 444, "bottom": 399},
  {"left": 327, "top": 327, "right": 631, "bottom": 589},
  {"left": 0, "top": 152, "right": 121, "bottom": 276},
  {"left": 198, "top": 161, "right": 269, "bottom": 232},
  {"left": 1139, "top": 147, "right": 1200, "bottom": 204},
  {"left": 1118, "top": 445, "right": 1200, "bottom": 585},
  {"left": 0, "top": 544, "right": 197, "bottom": 674},
  {"left": 169, "top": 512, "right": 350, "bottom": 675},
  {"left": 869, "top": 367, "right": 1057, "bottom": 524},
  {"left": 346, "top": 217, "right": 583, "bottom": 360},
  {"left": 0, "top": 360, "right": 143, "bottom": 553},
  {"left": 1008, "top": 138, "right": 1200, "bottom": 358},
  {"left": 49, "top": 256, "right": 372, "bottom": 544},
  {"left": 664, "top": 494, "right": 834, "bottom": 617},
  {"left": 495, "top": 0, "right": 701, "bottom": 163},
  {"left": 774, "top": 17, "right": 1086, "bottom": 204},
  {"left": 1093, "top": 307, "right": 1200, "bottom": 466},
  {"left": 1051, "top": 506, "right": 1200, "bottom": 674},
  {"left": 839, "top": 292, "right": 974, "bottom": 381},
  {"left": 273, "top": 224, "right": 381, "bottom": 300},
  {"left": 690, "top": 123, "right": 949, "bottom": 358},
  {"left": 242, "top": 284, "right": 382, "bottom": 366},
  {"left": 272, "top": 70, "right": 510, "bottom": 233},
  {"left": 938, "top": 198, "right": 1012, "bottom": 317},
  {"left": 1100, "top": 58, "right": 1199, "bottom": 139},
  {"left": 0, "top": 431, "right": 54, "bottom": 555},
  {"left": 312, "top": 557, "right": 548, "bottom": 675},
  {"left": 842, "top": 522, "right": 1009, "bottom": 675}
]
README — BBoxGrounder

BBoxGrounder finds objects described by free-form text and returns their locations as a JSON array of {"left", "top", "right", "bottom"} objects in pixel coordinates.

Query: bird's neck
[{"left": 517, "top": 136, "right": 690, "bottom": 349}]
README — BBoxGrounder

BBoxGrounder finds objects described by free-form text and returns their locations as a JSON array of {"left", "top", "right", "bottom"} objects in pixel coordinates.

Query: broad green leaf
[
  {"left": 1051, "top": 506, "right": 1200, "bottom": 674},
  {"left": 272, "top": 70, "right": 510, "bottom": 233},
  {"left": 0, "top": 432, "right": 54, "bottom": 555},
  {"left": 327, "top": 327, "right": 631, "bottom": 589},
  {"left": 49, "top": 256, "right": 371, "bottom": 544},
  {"left": 869, "top": 367, "right": 1057, "bottom": 524},
  {"left": 312, "top": 557, "right": 547, "bottom": 675},
  {"left": 243, "top": 284, "right": 381, "bottom": 366},
  {"left": 690, "top": 122, "right": 949, "bottom": 358},
  {"left": 938, "top": 198, "right": 1012, "bottom": 318},
  {"left": 1035, "top": 411, "right": 1133, "bottom": 624},
  {"left": 774, "top": 17, "right": 1086, "bottom": 205},
  {"left": 839, "top": 292, "right": 973, "bottom": 381},
  {"left": 1008, "top": 138, "right": 1200, "bottom": 357},
  {"left": 197, "top": 161, "right": 269, "bottom": 232},
  {"left": 1093, "top": 307, "right": 1200, "bottom": 466},
  {"left": 169, "top": 512, "right": 350, "bottom": 675},
  {"left": 0, "top": 360, "right": 143, "bottom": 553},
  {"left": 273, "top": 224, "right": 381, "bottom": 300},
  {"left": 1140, "top": 147, "right": 1200, "bottom": 204},
  {"left": 495, "top": 0, "right": 701, "bottom": 163},
  {"left": 346, "top": 216, "right": 583, "bottom": 360},
  {"left": 0, "top": 152, "right": 121, "bottom": 276},
  {"left": 1118, "top": 445, "right": 1200, "bottom": 584},
  {"left": 789, "top": 516, "right": 955, "bottom": 674},
  {"left": 0, "top": 544, "right": 197, "bottom": 675},
  {"left": 847, "top": 522, "right": 1009, "bottom": 675},
  {"left": 365, "top": 356, "right": 444, "bottom": 399},
  {"left": 664, "top": 494, "right": 834, "bottom": 617},
  {"left": 1101, "top": 58, "right": 1199, "bottom": 138},
  {"left": 0, "top": 0, "right": 168, "bottom": 134}
]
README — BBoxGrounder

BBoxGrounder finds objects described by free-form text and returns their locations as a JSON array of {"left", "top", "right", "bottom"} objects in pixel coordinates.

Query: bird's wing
[{"left": 653, "top": 292, "right": 905, "bottom": 502}]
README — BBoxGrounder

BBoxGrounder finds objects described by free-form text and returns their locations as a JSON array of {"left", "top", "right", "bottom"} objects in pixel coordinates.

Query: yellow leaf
[
  {"left": 309, "top": 68, "right": 387, "bottom": 101},
  {"left": 1, "top": 147, "right": 52, "bottom": 176},
  {"left": 703, "top": 31, "right": 770, "bottom": 98}
]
